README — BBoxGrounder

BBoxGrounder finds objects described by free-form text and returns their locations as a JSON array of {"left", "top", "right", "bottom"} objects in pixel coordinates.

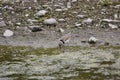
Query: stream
[{"left": 0, "top": 46, "right": 120, "bottom": 80}]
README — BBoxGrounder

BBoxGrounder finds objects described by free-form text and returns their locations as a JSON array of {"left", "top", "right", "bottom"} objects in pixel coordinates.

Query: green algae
[{"left": 0, "top": 45, "right": 120, "bottom": 56}]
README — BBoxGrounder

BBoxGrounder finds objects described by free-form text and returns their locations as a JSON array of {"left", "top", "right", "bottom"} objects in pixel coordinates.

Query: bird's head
[{"left": 58, "top": 40, "right": 64, "bottom": 48}]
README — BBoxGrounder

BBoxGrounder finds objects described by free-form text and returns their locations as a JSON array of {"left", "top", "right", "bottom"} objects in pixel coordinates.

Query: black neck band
[{"left": 60, "top": 40, "right": 65, "bottom": 44}]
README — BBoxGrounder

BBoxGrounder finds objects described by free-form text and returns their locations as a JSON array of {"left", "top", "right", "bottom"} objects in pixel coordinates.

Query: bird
[{"left": 58, "top": 32, "right": 71, "bottom": 48}]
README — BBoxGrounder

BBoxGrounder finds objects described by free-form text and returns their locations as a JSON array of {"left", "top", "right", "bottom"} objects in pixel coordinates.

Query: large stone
[
  {"left": 3, "top": 29, "right": 14, "bottom": 37},
  {"left": 0, "top": 21, "right": 6, "bottom": 27}
]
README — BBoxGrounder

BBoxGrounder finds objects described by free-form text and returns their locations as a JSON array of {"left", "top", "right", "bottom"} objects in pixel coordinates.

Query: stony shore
[{"left": 0, "top": 0, "right": 120, "bottom": 48}]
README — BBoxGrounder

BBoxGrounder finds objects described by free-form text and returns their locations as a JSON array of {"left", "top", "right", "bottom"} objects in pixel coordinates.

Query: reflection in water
[{"left": 0, "top": 46, "right": 120, "bottom": 80}]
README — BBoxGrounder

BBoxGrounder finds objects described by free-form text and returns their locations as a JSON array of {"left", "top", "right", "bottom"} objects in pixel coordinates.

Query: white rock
[
  {"left": 102, "top": 19, "right": 120, "bottom": 23},
  {"left": 109, "top": 24, "right": 118, "bottom": 29},
  {"left": 16, "top": 22, "right": 21, "bottom": 26},
  {"left": 35, "top": 10, "right": 47, "bottom": 16},
  {"left": 89, "top": 36, "right": 98, "bottom": 43},
  {"left": 3, "top": 30, "right": 14, "bottom": 37},
  {"left": 25, "top": 14, "right": 29, "bottom": 17},
  {"left": 59, "top": 28, "right": 64, "bottom": 33},
  {"left": 67, "top": 2, "right": 71, "bottom": 8},
  {"left": 83, "top": 18, "right": 93, "bottom": 23},
  {"left": 0, "top": 21, "right": 6, "bottom": 27},
  {"left": 34, "top": 0, "right": 37, "bottom": 2},
  {"left": 27, "top": 19, "right": 38, "bottom": 22},
  {"left": 114, "top": 14, "right": 118, "bottom": 19},
  {"left": 75, "top": 23, "right": 81, "bottom": 27},
  {"left": 76, "top": 15, "right": 85, "bottom": 18},
  {"left": 43, "top": 18, "right": 58, "bottom": 25},
  {"left": 8, "top": 21, "right": 13, "bottom": 26},
  {"left": 58, "top": 18, "right": 65, "bottom": 22},
  {"left": 55, "top": 9, "right": 62, "bottom": 12},
  {"left": 28, "top": 7, "right": 32, "bottom": 10},
  {"left": 62, "top": 8, "right": 68, "bottom": 11},
  {"left": 72, "top": 11, "right": 78, "bottom": 14},
  {"left": 28, "top": 26, "right": 39, "bottom": 29},
  {"left": 114, "top": 4, "right": 120, "bottom": 8},
  {"left": 71, "top": 0, "right": 77, "bottom": 3}
]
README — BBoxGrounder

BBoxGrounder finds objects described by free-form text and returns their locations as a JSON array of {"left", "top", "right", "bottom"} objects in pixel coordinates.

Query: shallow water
[{"left": 0, "top": 45, "right": 120, "bottom": 80}]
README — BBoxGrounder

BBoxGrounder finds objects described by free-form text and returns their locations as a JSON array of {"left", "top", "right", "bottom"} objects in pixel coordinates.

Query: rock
[
  {"left": 34, "top": 0, "right": 37, "bottom": 2},
  {"left": 59, "top": 28, "right": 64, "bottom": 33},
  {"left": 88, "top": 36, "right": 98, "bottom": 44},
  {"left": 83, "top": 18, "right": 93, "bottom": 23},
  {"left": 28, "top": 26, "right": 43, "bottom": 32},
  {"left": 27, "top": 19, "right": 38, "bottom": 25},
  {"left": 58, "top": 18, "right": 65, "bottom": 22},
  {"left": 35, "top": 10, "right": 47, "bottom": 17},
  {"left": 114, "top": 4, "right": 120, "bottom": 8},
  {"left": 0, "top": 21, "right": 6, "bottom": 27},
  {"left": 114, "top": 14, "right": 118, "bottom": 19},
  {"left": 109, "top": 24, "right": 118, "bottom": 29},
  {"left": 67, "top": 2, "right": 71, "bottom": 8},
  {"left": 72, "top": 11, "right": 78, "bottom": 14},
  {"left": 43, "top": 18, "right": 58, "bottom": 26},
  {"left": 102, "top": 19, "right": 120, "bottom": 23},
  {"left": 76, "top": 15, "right": 85, "bottom": 18},
  {"left": 27, "top": 19, "right": 38, "bottom": 23},
  {"left": 25, "top": 14, "right": 29, "bottom": 17},
  {"left": 15, "top": 23, "right": 21, "bottom": 26},
  {"left": 62, "top": 8, "right": 68, "bottom": 11},
  {"left": 55, "top": 9, "right": 62, "bottom": 12},
  {"left": 3, "top": 29, "right": 14, "bottom": 37},
  {"left": 8, "top": 21, "right": 13, "bottom": 26},
  {"left": 75, "top": 23, "right": 82, "bottom": 28},
  {"left": 71, "top": 0, "right": 77, "bottom": 3}
]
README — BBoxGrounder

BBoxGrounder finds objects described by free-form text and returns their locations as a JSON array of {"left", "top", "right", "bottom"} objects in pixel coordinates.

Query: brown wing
[{"left": 59, "top": 32, "right": 71, "bottom": 41}]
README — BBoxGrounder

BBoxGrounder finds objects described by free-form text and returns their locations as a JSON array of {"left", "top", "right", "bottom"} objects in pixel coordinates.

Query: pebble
[
  {"left": 102, "top": 19, "right": 120, "bottom": 23},
  {"left": 67, "top": 2, "right": 71, "bottom": 8},
  {"left": 75, "top": 23, "right": 82, "bottom": 27},
  {"left": 83, "top": 18, "right": 93, "bottom": 23},
  {"left": 55, "top": 9, "right": 62, "bottom": 12},
  {"left": 0, "top": 21, "right": 6, "bottom": 27},
  {"left": 109, "top": 23, "right": 118, "bottom": 29},
  {"left": 58, "top": 18, "right": 65, "bottom": 22},
  {"left": 114, "top": 4, "right": 120, "bottom": 8},
  {"left": 35, "top": 10, "right": 47, "bottom": 17},
  {"left": 76, "top": 15, "right": 85, "bottom": 18},
  {"left": 88, "top": 36, "right": 98, "bottom": 44},
  {"left": 71, "top": 0, "right": 77, "bottom": 3},
  {"left": 25, "top": 14, "right": 29, "bottom": 17},
  {"left": 114, "top": 14, "right": 118, "bottom": 19},
  {"left": 59, "top": 28, "right": 64, "bottom": 33},
  {"left": 3, "top": 29, "right": 14, "bottom": 37},
  {"left": 43, "top": 18, "right": 58, "bottom": 25},
  {"left": 16, "top": 23, "right": 21, "bottom": 26}
]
